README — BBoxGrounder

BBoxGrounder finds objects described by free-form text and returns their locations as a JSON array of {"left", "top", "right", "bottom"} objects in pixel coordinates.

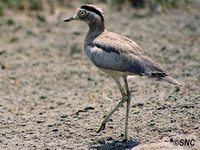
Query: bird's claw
[
  {"left": 96, "top": 123, "right": 106, "bottom": 133},
  {"left": 122, "top": 138, "right": 128, "bottom": 143}
]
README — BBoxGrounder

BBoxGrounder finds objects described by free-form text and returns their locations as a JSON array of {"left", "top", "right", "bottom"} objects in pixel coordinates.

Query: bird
[{"left": 64, "top": 4, "right": 181, "bottom": 142}]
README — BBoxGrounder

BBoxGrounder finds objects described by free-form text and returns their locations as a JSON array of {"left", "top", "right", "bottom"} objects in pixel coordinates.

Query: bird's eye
[{"left": 78, "top": 10, "right": 87, "bottom": 17}]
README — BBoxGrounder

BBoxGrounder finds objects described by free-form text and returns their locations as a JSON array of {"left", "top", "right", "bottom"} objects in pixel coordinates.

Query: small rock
[
  {"left": 60, "top": 114, "right": 68, "bottom": 118},
  {"left": 84, "top": 107, "right": 95, "bottom": 111},
  {"left": 75, "top": 109, "right": 85, "bottom": 115},
  {"left": 137, "top": 103, "right": 144, "bottom": 107},
  {"left": 1, "top": 64, "right": 6, "bottom": 70},
  {"left": 36, "top": 120, "right": 44, "bottom": 123},
  {"left": 39, "top": 112, "right": 44, "bottom": 115},
  {"left": 133, "top": 111, "right": 140, "bottom": 114},
  {"left": 170, "top": 119, "right": 176, "bottom": 123},
  {"left": 157, "top": 105, "right": 167, "bottom": 110},
  {"left": 182, "top": 105, "right": 194, "bottom": 109},
  {"left": 174, "top": 87, "right": 180, "bottom": 92},
  {"left": 160, "top": 46, "right": 167, "bottom": 51},
  {"left": 149, "top": 122, "right": 155, "bottom": 126},
  {"left": 52, "top": 129, "right": 59, "bottom": 132},
  {"left": 19, "top": 123, "right": 26, "bottom": 127},
  {"left": 40, "top": 96, "right": 47, "bottom": 99},
  {"left": 87, "top": 76, "right": 93, "bottom": 81},
  {"left": 49, "top": 106, "right": 55, "bottom": 109},
  {"left": 57, "top": 101, "right": 65, "bottom": 105},
  {"left": 132, "top": 103, "right": 144, "bottom": 108}
]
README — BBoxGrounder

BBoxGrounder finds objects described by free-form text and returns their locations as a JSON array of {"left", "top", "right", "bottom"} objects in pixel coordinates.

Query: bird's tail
[{"left": 161, "top": 76, "right": 181, "bottom": 86}]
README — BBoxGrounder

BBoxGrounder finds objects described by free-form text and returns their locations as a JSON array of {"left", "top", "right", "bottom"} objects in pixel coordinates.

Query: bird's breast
[
  {"left": 84, "top": 44, "right": 135, "bottom": 77},
  {"left": 84, "top": 45, "right": 121, "bottom": 67}
]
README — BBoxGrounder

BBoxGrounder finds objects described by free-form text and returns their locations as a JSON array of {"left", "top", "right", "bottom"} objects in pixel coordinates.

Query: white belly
[{"left": 99, "top": 67, "right": 133, "bottom": 77}]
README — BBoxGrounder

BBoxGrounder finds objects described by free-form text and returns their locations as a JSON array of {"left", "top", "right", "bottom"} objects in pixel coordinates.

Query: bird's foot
[
  {"left": 122, "top": 138, "right": 128, "bottom": 143},
  {"left": 121, "top": 134, "right": 128, "bottom": 142},
  {"left": 96, "top": 122, "right": 106, "bottom": 133}
]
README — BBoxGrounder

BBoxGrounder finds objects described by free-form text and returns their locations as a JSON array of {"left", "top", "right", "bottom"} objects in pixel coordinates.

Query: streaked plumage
[{"left": 64, "top": 4, "right": 181, "bottom": 141}]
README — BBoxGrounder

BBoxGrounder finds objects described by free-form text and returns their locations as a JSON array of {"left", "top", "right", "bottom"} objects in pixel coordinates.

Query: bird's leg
[
  {"left": 123, "top": 76, "right": 131, "bottom": 142},
  {"left": 97, "top": 78, "right": 127, "bottom": 133},
  {"left": 97, "top": 97, "right": 127, "bottom": 133}
]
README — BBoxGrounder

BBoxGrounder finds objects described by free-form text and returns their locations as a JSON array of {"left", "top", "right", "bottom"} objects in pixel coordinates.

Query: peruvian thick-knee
[{"left": 64, "top": 4, "right": 181, "bottom": 141}]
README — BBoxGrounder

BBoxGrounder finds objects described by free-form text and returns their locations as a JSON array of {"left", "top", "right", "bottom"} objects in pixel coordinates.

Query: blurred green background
[{"left": 0, "top": 0, "right": 195, "bottom": 16}]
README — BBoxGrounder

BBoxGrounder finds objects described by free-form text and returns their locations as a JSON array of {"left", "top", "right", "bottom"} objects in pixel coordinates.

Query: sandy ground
[{"left": 0, "top": 3, "right": 200, "bottom": 150}]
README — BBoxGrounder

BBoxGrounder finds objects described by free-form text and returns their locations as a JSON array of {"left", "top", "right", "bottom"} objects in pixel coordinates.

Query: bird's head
[{"left": 64, "top": 4, "right": 104, "bottom": 25}]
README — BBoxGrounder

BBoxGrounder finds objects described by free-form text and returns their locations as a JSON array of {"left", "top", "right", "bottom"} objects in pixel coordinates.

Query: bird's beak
[
  {"left": 64, "top": 14, "right": 78, "bottom": 22},
  {"left": 64, "top": 16, "right": 74, "bottom": 22}
]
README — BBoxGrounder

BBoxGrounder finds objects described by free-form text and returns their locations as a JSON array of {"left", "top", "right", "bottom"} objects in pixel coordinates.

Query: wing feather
[{"left": 85, "top": 30, "right": 169, "bottom": 78}]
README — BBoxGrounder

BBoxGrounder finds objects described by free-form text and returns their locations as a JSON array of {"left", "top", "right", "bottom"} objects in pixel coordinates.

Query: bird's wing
[
  {"left": 86, "top": 31, "right": 168, "bottom": 78},
  {"left": 94, "top": 31, "right": 145, "bottom": 56}
]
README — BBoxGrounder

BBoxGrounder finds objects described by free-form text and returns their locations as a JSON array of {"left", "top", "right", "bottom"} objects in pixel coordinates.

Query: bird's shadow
[{"left": 89, "top": 139, "right": 139, "bottom": 150}]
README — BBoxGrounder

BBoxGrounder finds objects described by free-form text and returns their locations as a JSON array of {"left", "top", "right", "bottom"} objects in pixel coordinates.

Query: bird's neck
[{"left": 85, "top": 21, "right": 105, "bottom": 44}]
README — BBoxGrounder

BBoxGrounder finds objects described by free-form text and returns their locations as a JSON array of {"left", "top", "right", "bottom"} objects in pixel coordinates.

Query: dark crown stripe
[{"left": 80, "top": 5, "right": 104, "bottom": 22}]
